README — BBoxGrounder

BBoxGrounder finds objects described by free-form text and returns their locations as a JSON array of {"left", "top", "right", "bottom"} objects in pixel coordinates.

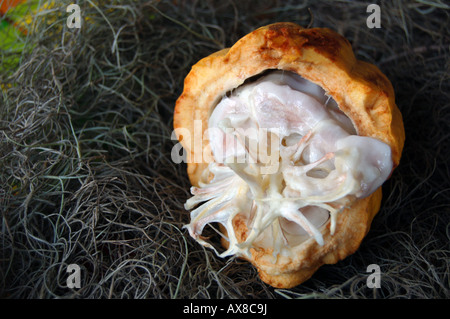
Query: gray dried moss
[{"left": 1, "top": 0, "right": 448, "bottom": 298}]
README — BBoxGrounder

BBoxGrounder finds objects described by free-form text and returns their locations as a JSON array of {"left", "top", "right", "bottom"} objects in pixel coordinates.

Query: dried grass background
[{"left": 0, "top": 0, "right": 449, "bottom": 298}]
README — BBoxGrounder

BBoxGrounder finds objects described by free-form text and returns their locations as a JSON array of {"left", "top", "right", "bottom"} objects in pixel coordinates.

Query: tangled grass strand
[{"left": 1, "top": 0, "right": 449, "bottom": 299}]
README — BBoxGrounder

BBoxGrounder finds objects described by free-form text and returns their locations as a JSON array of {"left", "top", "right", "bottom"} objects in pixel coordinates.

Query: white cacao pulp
[{"left": 184, "top": 71, "right": 393, "bottom": 259}]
